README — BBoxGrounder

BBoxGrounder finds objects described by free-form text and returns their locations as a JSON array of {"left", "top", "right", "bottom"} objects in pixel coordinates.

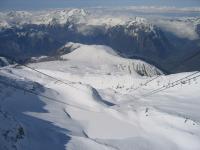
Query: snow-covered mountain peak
[
  {"left": 67, "top": 9, "right": 88, "bottom": 17},
  {"left": 0, "top": 9, "right": 89, "bottom": 27},
  {"left": 54, "top": 8, "right": 88, "bottom": 24},
  {"left": 6, "top": 11, "right": 32, "bottom": 18},
  {"left": 0, "top": 8, "right": 199, "bottom": 37},
  {"left": 61, "top": 42, "right": 163, "bottom": 76},
  {"left": 32, "top": 9, "right": 88, "bottom": 25},
  {"left": 126, "top": 17, "right": 153, "bottom": 29},
  {"left": 61, "top": 43, "right": 120, "bottom": 63},
  {"left": 0, "top": 20, "right": 10, "bottom": 28},
  {"left": 132, "top": 17, "right": 147, "bottom": 24}
]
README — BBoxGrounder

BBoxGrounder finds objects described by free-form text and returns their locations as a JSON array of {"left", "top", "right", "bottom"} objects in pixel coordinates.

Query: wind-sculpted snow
[{"left": 0, "top": 44, "right": 200, "bottom": 150}]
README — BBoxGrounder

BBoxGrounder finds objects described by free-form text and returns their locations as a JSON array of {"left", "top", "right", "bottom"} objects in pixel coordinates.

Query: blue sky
[{"left": 1, "top": 0, "right": 200, "bottom": 10}]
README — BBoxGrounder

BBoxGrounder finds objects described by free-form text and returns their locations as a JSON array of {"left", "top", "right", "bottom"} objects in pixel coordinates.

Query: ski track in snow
[{"left": 0, "top": 43, "right": 200, "bottom": 150}]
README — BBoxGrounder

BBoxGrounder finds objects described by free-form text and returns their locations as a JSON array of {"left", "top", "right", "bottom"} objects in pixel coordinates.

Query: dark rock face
[
  {"left": 105, "top": 24, "right": 172, "bottom": 59},
  {"left": 0, "top": 22, "right": 199, "bottom": 73},
  {"left": 197, "top": 24, "right": 200, "bottom": 37},
  {"left": 0, "top": 56, "right": 13, "bottom": 67}
]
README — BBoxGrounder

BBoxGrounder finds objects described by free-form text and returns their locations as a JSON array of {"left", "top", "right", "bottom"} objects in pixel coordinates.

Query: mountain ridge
[{"left": 0, "top": 9, "right": 199, "bottom": 73}]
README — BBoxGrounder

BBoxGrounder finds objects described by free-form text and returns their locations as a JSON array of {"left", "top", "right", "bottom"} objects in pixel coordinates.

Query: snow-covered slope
[
  {"left": 0, "top": 42, "right": 200, "bottom": 150},
  {"left": 60, "top": 43, "right": 163, "bottom": 77}
]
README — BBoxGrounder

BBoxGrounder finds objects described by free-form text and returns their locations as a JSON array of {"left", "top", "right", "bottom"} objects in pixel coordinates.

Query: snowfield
[{"left": 0, "top": 43, "right": 200, "bottom": 150}]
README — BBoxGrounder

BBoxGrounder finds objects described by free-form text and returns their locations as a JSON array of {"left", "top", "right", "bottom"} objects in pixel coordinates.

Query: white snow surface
[{"left": 0, "top": 43, "right": 200, "bottom": 150}]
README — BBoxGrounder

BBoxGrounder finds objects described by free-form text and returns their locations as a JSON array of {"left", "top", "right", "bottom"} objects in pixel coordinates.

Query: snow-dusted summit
[{"left": 59, "top": 42, "right": 163, "bottom": 77}]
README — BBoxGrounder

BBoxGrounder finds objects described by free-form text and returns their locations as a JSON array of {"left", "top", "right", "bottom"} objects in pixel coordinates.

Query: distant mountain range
[{"left": 0, "top": 9, "right": 200, "bottom": 73}]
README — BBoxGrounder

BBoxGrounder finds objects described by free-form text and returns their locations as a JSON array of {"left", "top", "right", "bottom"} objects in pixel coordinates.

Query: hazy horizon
[{"left": 1, "top": 0, "right": 200, "bottom": 11}]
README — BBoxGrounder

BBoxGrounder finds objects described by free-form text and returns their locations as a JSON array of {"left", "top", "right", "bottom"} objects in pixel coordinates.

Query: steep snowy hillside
[
  {"left": 0, "top": 43, "right": 200, "bottom": 150},
  {"left": 59, "top": 43, "right": 163, "bottom": 77}
]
